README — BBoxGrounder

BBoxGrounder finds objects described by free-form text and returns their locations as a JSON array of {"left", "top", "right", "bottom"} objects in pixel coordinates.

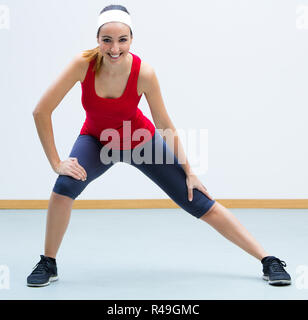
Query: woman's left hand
[{"left": 186, "top": 172, "right": 214, "bottom": 201}]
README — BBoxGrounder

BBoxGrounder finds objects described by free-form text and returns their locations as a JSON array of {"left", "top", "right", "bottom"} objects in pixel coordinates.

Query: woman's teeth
[{"left": 109, "top": 53, "right": 122, "bottom": 59}]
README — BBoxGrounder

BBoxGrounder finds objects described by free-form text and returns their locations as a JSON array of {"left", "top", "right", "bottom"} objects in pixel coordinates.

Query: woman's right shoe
[{"left": 27, "top": 255, "right": 58, "bottom": 287}]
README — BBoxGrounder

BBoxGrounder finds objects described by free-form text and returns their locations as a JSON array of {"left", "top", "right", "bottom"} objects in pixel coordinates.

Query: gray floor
[{"left": 0, "top": 208, "right": 308, "bottom": 300}]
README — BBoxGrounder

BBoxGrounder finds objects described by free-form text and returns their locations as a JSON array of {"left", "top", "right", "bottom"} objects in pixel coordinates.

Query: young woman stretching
[{"left": 28, "top": 4, "right": 291, "bottom": 287}]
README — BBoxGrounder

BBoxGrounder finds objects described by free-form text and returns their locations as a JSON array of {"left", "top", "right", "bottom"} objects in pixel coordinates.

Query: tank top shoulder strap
[
  {"left": 81, "top": 58, "right": 95, "bottom": 89},
  {"left": 128, "top": 52, "right": 141, "bottom": 96}
]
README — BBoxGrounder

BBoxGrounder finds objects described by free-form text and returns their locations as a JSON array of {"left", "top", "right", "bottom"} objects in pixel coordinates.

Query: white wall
[{"left": 1, "top": 0, "right": 307, "bottom": 200}]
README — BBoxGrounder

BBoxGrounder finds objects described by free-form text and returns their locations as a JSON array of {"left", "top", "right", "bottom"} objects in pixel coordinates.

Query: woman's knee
[
  {"left": 199, "top": 201, "right": 220, "bottom": 220},
  {"left": 175, "top": 196, "right": 218, "bottom": 219},
  {"left": 51, "top": 190, "right": 75, "bottom": 203},
  {"left": 52, "top": 175, "right": 83, "bottom": 200}
]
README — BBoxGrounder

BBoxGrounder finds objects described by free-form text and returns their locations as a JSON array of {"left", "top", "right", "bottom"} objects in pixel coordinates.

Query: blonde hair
[{"left": 81, "top": 47, "right": 103, "bottom": 75}]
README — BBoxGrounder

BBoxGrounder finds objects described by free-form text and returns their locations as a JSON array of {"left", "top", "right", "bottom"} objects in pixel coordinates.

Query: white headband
[{"left": 97, "top": 9, "right": 132, "bottom": 31}]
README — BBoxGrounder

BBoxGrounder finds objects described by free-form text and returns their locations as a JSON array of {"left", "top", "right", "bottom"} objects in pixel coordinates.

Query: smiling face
[{"left": 97, "top": 22, "right": 133, "bottom": 63}]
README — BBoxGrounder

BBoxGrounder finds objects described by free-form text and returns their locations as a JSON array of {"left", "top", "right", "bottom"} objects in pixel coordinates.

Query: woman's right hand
[{"left": 54, "top": 157, "right": 87, "bottom": 181}]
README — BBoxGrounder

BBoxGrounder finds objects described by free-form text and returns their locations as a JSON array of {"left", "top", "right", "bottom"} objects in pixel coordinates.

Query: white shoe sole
[
  {"left": 27, "top": 275, "right": 59, "bottom": 287},
  {"left": 263, "top": 275, "right": 291, "bottom": 285}
]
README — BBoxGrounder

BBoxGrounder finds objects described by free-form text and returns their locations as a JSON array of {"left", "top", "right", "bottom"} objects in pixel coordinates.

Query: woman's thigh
[
  {"left": 52, "top": 134, "right": 115, "bottom": 199},
  {"left": 129, "top": 130, "right": 216, "bottom": 219}
]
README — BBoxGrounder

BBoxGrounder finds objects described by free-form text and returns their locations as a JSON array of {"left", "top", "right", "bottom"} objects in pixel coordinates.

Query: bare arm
[
  {"left": 142, "top": 62, "right": 194, "bottom": 175},
  {"left": 32, "top": 53, "right": 85, "bottom": 173}
]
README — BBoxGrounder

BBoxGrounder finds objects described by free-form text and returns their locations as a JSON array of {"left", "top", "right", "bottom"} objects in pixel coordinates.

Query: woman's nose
[{"left": 111, "top": 45, "right": 120, "bottom": 53}]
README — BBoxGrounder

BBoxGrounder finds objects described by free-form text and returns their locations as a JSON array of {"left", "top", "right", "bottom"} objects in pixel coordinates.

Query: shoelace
[
  {"left": 31, "top": 259, "right": 51, "bottom": 275},
  {"left": 269, "top": 258, "right": 287, "bottom": 273}
]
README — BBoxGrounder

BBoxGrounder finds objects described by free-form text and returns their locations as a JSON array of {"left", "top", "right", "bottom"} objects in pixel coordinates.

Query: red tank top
[{"left": 80, "top": 52, "right": 156, "bottom": 150}]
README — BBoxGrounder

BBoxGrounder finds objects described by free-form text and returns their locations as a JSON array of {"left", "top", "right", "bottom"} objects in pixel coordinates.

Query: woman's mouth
[{"left": 108, "top": 53, "right": 123, "bottom": 60}]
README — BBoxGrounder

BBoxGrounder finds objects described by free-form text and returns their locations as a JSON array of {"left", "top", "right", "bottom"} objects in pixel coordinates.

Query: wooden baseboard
[{"left": 0, "top": 199, "right": 307, "bottom": 210}]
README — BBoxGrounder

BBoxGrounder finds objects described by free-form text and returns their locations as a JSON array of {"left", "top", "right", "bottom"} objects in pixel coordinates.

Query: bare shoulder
[
  {"left": 139, "top": 60, "right": 156, "bottom": 94},
  {"left": 33, "top": 53, "right": 90, "bottom": 114},
  {"left": 73, "top": 52, "right": 91, "bottom": 83},
  {"left": 140, "top": 60, "right": 155, "bottom": 79}
]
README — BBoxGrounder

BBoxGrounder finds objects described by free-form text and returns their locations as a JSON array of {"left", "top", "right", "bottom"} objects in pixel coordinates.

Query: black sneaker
[
  {"left": 27, "top": 255, "right": 58, "bottom": 287},
  {"left": 261, "top": 256, "right": 291, "bottom": 286}
]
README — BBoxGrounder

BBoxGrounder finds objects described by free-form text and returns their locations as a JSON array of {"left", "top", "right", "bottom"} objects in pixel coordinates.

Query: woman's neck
[{"left": 101, "top": 52, "right": 132, "bottom": 76}]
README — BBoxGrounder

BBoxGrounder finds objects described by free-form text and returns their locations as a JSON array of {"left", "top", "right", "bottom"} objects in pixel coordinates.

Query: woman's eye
[{"left": 102, "top": 39, "right": 127, "bottom": 42}]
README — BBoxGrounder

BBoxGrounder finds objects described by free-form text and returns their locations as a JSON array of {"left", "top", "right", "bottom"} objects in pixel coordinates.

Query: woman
[{"left": 28, "top": 4, "right": 291, "bottom": 287}]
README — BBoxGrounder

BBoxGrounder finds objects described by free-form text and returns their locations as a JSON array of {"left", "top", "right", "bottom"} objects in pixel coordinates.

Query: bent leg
[
  {"left": 44, "top": 191, "right": 74, "bottom": 258},
  {"left": 52, "top": 134, "right": 115, "bottom": 199},
  {"left": 47, "top": 134, "right": 115, "bottom": 258}
]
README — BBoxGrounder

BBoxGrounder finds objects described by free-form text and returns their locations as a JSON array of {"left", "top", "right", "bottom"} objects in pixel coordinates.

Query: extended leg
[{"left": 200, "top": 202, "right": 269, "bottom": 261}]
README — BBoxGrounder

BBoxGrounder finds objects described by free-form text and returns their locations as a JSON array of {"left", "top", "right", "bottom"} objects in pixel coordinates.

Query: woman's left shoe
[{"left": 261, "top": 256, "right": 292, "bottom": 286}]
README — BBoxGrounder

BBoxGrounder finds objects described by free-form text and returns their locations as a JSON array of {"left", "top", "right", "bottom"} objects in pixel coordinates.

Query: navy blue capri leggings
[{"left": 52, "top": 129, "right": 216, "bottom": 219}]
